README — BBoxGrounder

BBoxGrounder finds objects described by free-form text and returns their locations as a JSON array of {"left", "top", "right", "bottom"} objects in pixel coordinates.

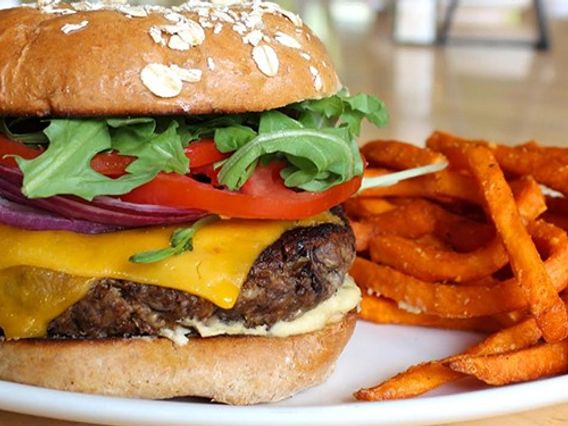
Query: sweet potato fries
[{"left": 350, "top": 132, "right": 568, "bottom": 401}]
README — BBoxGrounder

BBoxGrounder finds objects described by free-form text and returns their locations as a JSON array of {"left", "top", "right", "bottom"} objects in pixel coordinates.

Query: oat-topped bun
[{"left": 0, "top": 0, "right": 341, "bottom": 117}]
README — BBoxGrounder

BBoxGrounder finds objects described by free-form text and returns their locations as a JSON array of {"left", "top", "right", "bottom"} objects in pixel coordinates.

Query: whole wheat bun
[
  {"left": 0, "top": 313, "right": 355, "bottom": 405},
  {"left": 0, "top": 1, "right": 341, "bottom": 117}
]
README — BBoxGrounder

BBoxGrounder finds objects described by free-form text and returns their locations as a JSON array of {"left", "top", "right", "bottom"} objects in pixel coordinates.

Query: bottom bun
[{"left": 0, "top": 313, "right": 356, "bottom": 405}]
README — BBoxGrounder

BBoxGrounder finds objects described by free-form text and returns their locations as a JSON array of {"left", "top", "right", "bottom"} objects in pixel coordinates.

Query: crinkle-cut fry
[
  {"left": 362, "top": 140, "right": 446, "bottom": 170},
  {"left": 359, "top": 169, "right": 480, "bottom": 203},
  {"left": 354, "top": 315, "right": 542, "bottom": 401},
  {"left": 427, "top": 130, "right": 568, "bottom": 196},
  {"left": 351, "top": 222, "right": 568, "bottom": 317},
  {"left": 368, "top": 177, "right": 545, "bottom": 282},
  {"left": 344, "top": 197, "right": 396, "bottom": 220},
  {"left": 446, "top": 143, "right": 568, "bottom": 342},
  {"left": 360, "top": 294, "right": 503, "bottom": 332},
  {"left": 446, "top": 341, "right": 568, "bottom": 385}
]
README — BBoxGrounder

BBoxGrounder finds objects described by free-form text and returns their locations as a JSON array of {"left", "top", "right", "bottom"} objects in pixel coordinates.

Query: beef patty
[{"left": 46, "top": 210, "right": 355, "bottom": 339}]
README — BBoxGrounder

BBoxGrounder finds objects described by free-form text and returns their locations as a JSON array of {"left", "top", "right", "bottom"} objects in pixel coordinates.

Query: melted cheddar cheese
[
  {"left": 0, "top": 213, "right": 340, "bottom": 339},
  {"left": 0, "top": 267, "right": 94, "bottom": 339}
]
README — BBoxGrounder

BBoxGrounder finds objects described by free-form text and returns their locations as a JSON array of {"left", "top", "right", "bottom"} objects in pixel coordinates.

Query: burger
[{"left": 0, "top": 0, "right": 387, "bottom": 404}]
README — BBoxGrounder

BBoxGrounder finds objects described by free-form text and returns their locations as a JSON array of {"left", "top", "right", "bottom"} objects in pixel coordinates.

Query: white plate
[{"left": 1, "top": 321, "right": 567, "bottom": 426}]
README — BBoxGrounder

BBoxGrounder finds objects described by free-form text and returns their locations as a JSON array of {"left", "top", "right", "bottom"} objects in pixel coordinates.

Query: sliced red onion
[
  {"left": 92, "top": 195, "right": 201, "bottom": 216},
  {"left": 0, "top": 165, "right": 206, "bottom": 227},
  {"left": 0, "top": 196, "right": 120, "bottom": 234}
]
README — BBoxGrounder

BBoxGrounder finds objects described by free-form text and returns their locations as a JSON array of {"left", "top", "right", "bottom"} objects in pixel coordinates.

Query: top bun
[{"left": 0, "top": 1, "right": 341, "bottom": 117}]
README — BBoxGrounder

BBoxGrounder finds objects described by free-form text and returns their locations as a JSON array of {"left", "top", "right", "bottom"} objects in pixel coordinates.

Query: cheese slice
[
  {"left": 0, "top": 213, "right": 340, "bottom": 338},
  {"left": 0, "top": 267, "right": 94, "bottom": 339}
]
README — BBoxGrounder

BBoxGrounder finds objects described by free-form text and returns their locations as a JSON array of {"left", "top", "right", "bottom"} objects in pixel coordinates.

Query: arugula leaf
[
  {"left": 113, "top": 121, "right": 188, "bottom": 176},
  {"left": 1, "top": 118, "right": 49, "bottom": 144},
  {"left": 4, "top": 90, "right": 388, "bottom": 200},
  {"left": 218, "top": 127, "right": 357, "bottom": 192},
  {"left": 15, "top": 120, "right": 152, "bottom": 200},
  {"left": 129, "top": 215, "right": 219, "bottom": 264},
  {"left": 213, "top": 91, "right": 387, "bottom": 192},
  {"left": 341, "top": 93, "right": 388, "bottom": 136},
  {"left": 214, "top": 125, "right": 257, "bottom": 153},
  {"left": 15, "top": 119, "right": 189, "bottom": 201}
]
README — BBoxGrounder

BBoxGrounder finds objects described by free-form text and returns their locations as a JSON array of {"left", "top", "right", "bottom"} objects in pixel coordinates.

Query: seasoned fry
[
  {"left": 494, "top": 145, "right": 568, "bottom": 196},
  {"left": 355, "top": 316, "right": 542, "bottom": 400},
  {"left": 360, "top": 294, "right": 502, "bottom": 332},
  {"left": 353, "top": 199, "right": 493, "bottom": 252},
  {"left": 369, "top": 235, "right": 508, "bottom": 282},
  {"left": 360, "top": 169, "right": 479, "bottom": 203},
  {"left": 349, "top": 135, "right": 568, "bottom": 401},
  {"left": 350, "top": 220, "right": 373, "bottom": 252},
  {"left": 446, "top": 341, "right": 568, "bottom": 385},
  {"left": 367, "top": 177, "right": 545, "bottom": 282},
  {"left": 344, "top": 197, "right": 396, "bottom": 220},
  {"left": 351, "top": 223, "right": 568, "bottom": 317},
  {"left": 352, "top": 256, "right": 519, "bottom": 318},
  {"left": 542, "top": 213, "right": 568, "bottom": 232},
  {"left": 427, "top": 131, "right": 568, "bottom": 196},
  {"left": 362, "top": 140, "right": 446, "bottom": 170},
  {"left": 355, "top": 362, "right": 462, "bottom": 401},
  {"left": 454, "top": 144, "right": 568, "bottom": 342}
]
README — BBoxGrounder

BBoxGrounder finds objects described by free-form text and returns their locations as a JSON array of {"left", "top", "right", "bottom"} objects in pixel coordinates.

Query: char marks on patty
[{"left": 46, "top": 210, "right": 355, "bottom": 339}]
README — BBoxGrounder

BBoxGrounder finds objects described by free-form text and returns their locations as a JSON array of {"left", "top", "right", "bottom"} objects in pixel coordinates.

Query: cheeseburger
[{"left": 0, "top": 0, "right": 387, "bottom": 404}]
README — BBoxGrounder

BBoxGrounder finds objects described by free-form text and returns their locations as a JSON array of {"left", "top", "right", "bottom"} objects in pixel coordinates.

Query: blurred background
[{"left": 3, "top": 0, "right": 567, "bottom": 146}]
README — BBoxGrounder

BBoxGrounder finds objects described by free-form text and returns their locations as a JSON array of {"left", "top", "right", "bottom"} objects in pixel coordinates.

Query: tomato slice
[
  {"left": 123, "top": 162, "right": 361, "bottom": 220},
  {"left": 90, "top": 139, "right": 226, "bottom": 176},
  {"left": 0, "top": 135, "right": 41, "bottom": 167},
  {"left": 184, "top": 139, "right": 227, "bottom": 168},
  {"left": 90, "top": 153, "right": 134, "bottom": 177},
  {"left": 0, "top": 133, "right": 361, "bottom": 219}
]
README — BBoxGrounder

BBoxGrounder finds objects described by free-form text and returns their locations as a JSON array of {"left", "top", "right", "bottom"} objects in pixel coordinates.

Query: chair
[{"left": 437, "top": 0, "right": 550, "bottom": 50}]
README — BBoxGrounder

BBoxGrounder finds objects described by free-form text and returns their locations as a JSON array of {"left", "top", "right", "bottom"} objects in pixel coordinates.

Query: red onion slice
[
  {"left": 0, "top": 165, "right": 207, "bottom": 227},
  {"left": 0, "top": 196, "right": 121, "bottom": 234}
]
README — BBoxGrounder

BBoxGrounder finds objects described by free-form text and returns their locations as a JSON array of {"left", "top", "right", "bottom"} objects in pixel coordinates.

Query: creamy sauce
[{"left": 167, "top": 276, "right": 361, "bottom": 343}]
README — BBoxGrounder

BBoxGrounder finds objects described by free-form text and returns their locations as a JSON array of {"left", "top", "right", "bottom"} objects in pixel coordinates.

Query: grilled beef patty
[{"left": 46, "top": 210, "right": 355, "bottom": 339}]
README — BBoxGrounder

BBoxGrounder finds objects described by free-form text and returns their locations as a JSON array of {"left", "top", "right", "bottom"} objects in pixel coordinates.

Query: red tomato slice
[
  {"left": 185, "top": 139, "right": 228, "bottom": 168},
  {"left": 90, "top": 153, "right": 134, "bottom": 177},
  {"left": 0, "top": 135, "right": 41, "bottom": 167},
  {"left": 90, "top": 139, "right": 227, "bottom": 176},
  {"left": 0, "top": 133, "right": 361, "bottom": 219},
  {"left": 123, "top": 162, "right": 361, "bottom": 220}
]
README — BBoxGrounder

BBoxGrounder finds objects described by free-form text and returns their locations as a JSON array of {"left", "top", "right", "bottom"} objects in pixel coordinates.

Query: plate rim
[{"left": 1, "top": 374, "right": 568, "bottom": 426}]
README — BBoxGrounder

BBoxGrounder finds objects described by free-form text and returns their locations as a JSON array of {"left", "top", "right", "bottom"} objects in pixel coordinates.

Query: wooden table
[{"left": 1, "top": 403, "right": 568, "bottom": 425}]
